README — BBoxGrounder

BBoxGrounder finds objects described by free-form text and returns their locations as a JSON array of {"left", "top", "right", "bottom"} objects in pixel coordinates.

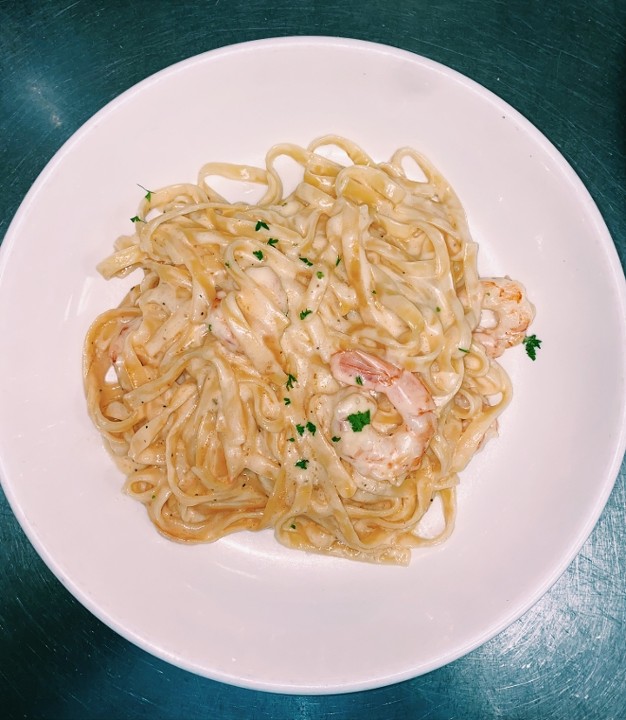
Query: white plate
[{"left": 1, "top": 37, "right": 625, "bottom": 694}]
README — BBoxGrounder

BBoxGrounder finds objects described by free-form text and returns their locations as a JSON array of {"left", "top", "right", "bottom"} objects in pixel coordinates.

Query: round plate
[{"left": 1, "top": 37, "right": 625, "bottom": 694}]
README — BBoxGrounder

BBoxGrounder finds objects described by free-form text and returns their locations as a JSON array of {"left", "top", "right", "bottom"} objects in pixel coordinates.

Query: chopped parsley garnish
[
  {"left": 224, "top": 261, "right": 230, "bottom": 268},
  {"left": 316, "top": 271, "right": 324, "bottom": 279},
  {"left": 286, "top": 373, "right": 297, "bottom": 390},
  {"left": 299, "top": 256, "right": 313, "bottom": 267},
  {"left": 355, "top": 375, "right": 363, "bottom": 386},
  {"left": 137, "top": 184, "right": 153, "bottom": 201},
  {"left": 290, "top": 523, "right": 297, "bottom": 530},
  {"left": 458, "top": 347, "right": 470, "bottom": 354},
  {"left": 208, "top": 324, "right": 212, "bottom": 332},
  {"left": 283, "top": 397, "right": 291, "bottom": 405},
  {"left": 436, "top": 306, "right": 441, "bottom": 312},
  {"left": 267, "top": 237, "right": 279, "bottom": 246},
  {"left": 346, "top": 409, "right": 371, "bottom": 432},
  {"left": 253, "top": 250, "right": 264, "bottom": 261},
  {"left": 295, "top": 421, "right": 316, "bottom": 436},
  {"left": 299, "top": 308, "right": 312, "bottom": 320},
  {"left": 331, "top": 436, "right": 341, "bottom": 443},
  {"left": 335, "top": 256, "right": 341, "bottom": 266},
  {"left": 255, "top": 220, "right": 269, "bottom": 231},
  {"left": 130, "top": 215, "right": 143, "bottom": 223},
  {"left": 295, "top": 459, "right": 309, "bottom": 470},
  {"left": 522, "top": 334, "right": 542, "bottom": 361},
  {"left": 287, "top": 437, "right": 296, "bottom": 442}
]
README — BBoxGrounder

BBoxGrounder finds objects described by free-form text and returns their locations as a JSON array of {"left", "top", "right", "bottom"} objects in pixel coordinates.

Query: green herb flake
[
  {"left": 225, "top": 261, "right": 230, "bottom": 268},
  {"left": 458, "top": 347, "right": 470, "bottom": 354},
  {"left": 346, "top": 409, "right": 371, "bottom": 432},
  {"left": 130, "top": 215, "right": 144, "bottom": 223},
  {"left": 283, "top": 397, "right": 291, "bottom": 406},
  {"left": 355, "top": 375, "right": 364, "bottom": 386},
  {"left": 253, "top": 250, "right": 264, "bottom": 261},
  {"left": 287, "top": 437, "right": 296, "bottom": 443},
  {"left": 267, "top": 237, "right": 279, "bottom": 247},
  {"left": 208, "top": 324, "right": 212, "bottom": 332},
  {"left": 137, "top": 184, "right": 153, "bottom": 201},
  {"left": 522, "top": 334, "right": 542, "bottom": 361},
  {"left": 255, "top": 220, "right": 269, "bottom": 231},
  {"left": 295, "top": 459, "right": 309, "bottom": 470},
  {"left": 436, "top": 306, "right": 441, "bottom": 312},
  {"left": 286, "top": 373, "right": 297, "bottom": 390},
  {"left": 296, "top": 424, "right": 306, "bottom": 436},
  {"left": 316, "top": 271, "right": 324, "bottom": 279},
  {"left": 306, "top": 421, "right": 317, "bottom": 435},
  {"left": 290, "top": 523, "right": 297, "bottom": 530},
  {"left": 335, "top": 256, "right": 341, "bottom": 266},
  {"left": 299, "top": 308, "right": 312, "bottom": 320},
  {"left": 299, "top": 256, "right": 313, "bottom": 267},
  {"left": 331, "top": 436, "right": 341, "bottom": 443}
]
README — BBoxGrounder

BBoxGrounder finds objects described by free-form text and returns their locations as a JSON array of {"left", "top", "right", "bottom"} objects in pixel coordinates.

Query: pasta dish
[{"left": 83, "top": 136, "right": 535, "bottom": 564}]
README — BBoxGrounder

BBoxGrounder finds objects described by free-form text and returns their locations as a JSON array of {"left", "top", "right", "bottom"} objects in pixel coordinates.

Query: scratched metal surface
[{"left": 1, "top": 1, "right": 625, "bottom": 718}]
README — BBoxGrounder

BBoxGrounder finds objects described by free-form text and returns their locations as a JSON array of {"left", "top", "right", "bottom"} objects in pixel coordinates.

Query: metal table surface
[{"left": 1, "top": 1, "right": 624, "bottom": 718}]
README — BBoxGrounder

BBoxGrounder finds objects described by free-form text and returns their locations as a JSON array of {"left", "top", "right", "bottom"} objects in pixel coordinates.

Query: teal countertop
[{"left": 1, "top": 2, "right": 625, "bottom": 718}]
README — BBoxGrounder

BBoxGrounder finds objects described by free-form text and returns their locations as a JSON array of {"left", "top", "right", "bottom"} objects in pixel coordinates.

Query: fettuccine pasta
[{"left": 83, "top": 136, "right": 534, "bottom": 564}]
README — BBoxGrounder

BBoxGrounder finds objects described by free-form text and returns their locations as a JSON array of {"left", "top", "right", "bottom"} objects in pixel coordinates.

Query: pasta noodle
[{"left": 83, "top": 136, "right": 535, "bottom": 565}]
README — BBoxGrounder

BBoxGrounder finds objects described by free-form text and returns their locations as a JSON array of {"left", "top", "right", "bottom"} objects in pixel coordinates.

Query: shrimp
[
  {"left": 329, "top": 350, "right": 436, "bottom": 484},
  {"left": 474, "top": 277, "right": 535, "bottom": 358}
]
